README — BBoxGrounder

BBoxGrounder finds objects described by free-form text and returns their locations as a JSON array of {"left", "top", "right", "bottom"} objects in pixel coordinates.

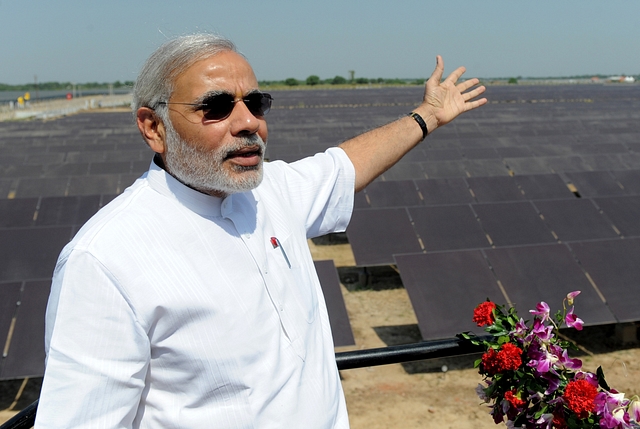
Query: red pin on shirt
[{"left": 270, "top": 237, "right": 291, "bottom": 268}]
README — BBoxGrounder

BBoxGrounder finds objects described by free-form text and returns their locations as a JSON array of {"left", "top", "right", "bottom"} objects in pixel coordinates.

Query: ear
[{"left": 136, "top": 107, "right": 166, "bottom": 154}]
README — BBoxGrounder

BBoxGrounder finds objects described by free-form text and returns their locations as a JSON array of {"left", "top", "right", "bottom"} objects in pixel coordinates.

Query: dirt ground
[{"left": 1, "top": 240, "right": 638, "bottom": 428}]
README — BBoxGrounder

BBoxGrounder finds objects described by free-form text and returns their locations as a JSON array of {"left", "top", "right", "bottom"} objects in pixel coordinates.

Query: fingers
[
  {"left": 463, "top": 97, "right": 488, "bottom": 112},
  {"left": 461, "top": 82, "right": 486, "bottom": 101},
  {"left": 427, "top": 55, "right": 444, "bottom": 86},
  {"left": 444, "top": 66, "right": 467, "bottom": 85}
]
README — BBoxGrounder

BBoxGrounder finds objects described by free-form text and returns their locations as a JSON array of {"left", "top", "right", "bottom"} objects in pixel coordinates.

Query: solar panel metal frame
[
  {"left": 362, "top": 180, "right": 422, "bottom": 208},
  {"left": 593, "top": 195, "right": 640, "bottom": 238},
  {"left": 465, "top": 176, "right": 525, "bottom": 203},
  {"left": 395, "top": 250, "right": 507, "bottom": 340},
  {"left": 1, "top": 280, "right": 50, "bottom": 379},
  {"left": 569, "top": 239, "right": 640, "bottom": 323},
  {"left": 313, "top": 260, "right": 355, "bottom": 347},
  {"left": 533, "top": 199, "right": 620, "bottom": 242},
  {"left": 472, "top": 201, "right": 557, "bottom": 247},
  {"left": 564, "top": 171, "right": 627, "bottom": 197},
  {"left": 513, "top": 173, "right": 575, "bottom": 200},
  {"left": 483, "top": 244, "right": 616, "bottom": 325},
  {"left": 408, "top": 205, "right": 490, "bottom": 252},
  {"left": 346, "top": 208, "right": 421, "bottom": 266},
  {"left": 414, "top": 177, "right": 475, "bottom": 206}
]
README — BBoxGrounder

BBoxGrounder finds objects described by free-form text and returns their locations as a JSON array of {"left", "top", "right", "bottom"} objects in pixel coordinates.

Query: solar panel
[
  {"left": 564, "top": 171, "right": 626, "bottom": 197},
  {"left": 473, "top": 201, "right": 556, "bottom": 246},
  {"left": 533, "top": 199, "right": 619, "bottom": 241},
  {"left": 67, "top": 174, "right": 120, "bottom": 196},
  {"left": 395, "top": 251, "right": 506, "bottom": 340},
  {"left": 423, "top": 148, "right": 462, "bottom": 161},
  {"left": 313, "top": 260, "right": 355, "bottom": 347},
  {"left": 495, "top": 147, "right": 533, "bottom": 158},
  {"left": 414, "top": 177, "right": 474, "bottom": 205},
  {"left": 43, "top": 162, "right": 90, "bottom": 177},
  {"left": 0, "top": 198, "right": 38, "bottom": 228},
  {"left": 483, "top": 244, "right": 616, "bottom": 325},
  {"left": 513, "top": 173, "right": 574, "bottom": 200},
  {"left": 381, "top": 163, "right": 425, "bottom": 181},
  {"left": 363, "top": 180, "right": 422, "bottom": 208},
  {"left": 36, "top": 195, "right": 102, "bottom": 227},
  {"left": 89, "top": 161, "right": 133, "bottom": 174},
  {"left": 466, "top": 176, "right": 525, "bottom": 202},
  {"left": 421, "top": 161, "right": 468, "bottom": 178},
  {"left": 582, "top": 154, "right": 631, "bottom": 172},
  {"left": 464, "top": 159, "right": 509, "bottom": 177},
  {"left": 543, "top": 156, "right": 593, "bottom": 173},
  {"left": 0, "top": 282, "right": 22, "bottom": 358},
  {"left": 569, "top": 239, "right": 640, "bottom": 323},
  {"left": 1, "top": 280, "right": 49, "bottom": 379},
  {"left": 14, "top": 177, "right": 69, "bottom": 198},
  {"left": 504, "top": 157, "right": 553, "bottom": 175},
  {"left": 0, "top": 227, "right": 72, "bottom": 282},
  {"left": 462, "top": 148, "right": 500, "bottom": 160},
  {"left": 593, "top": 195, "right": 640, "bottom": 237},
  {"left": 409, "top": 206, "right": 489, "bottom": 252},
  {"left": 611, "top": 170, "right": 640, "bottom": 195},
  {"left": 346, "top": 208, "right": 421, "bottom": 266}
]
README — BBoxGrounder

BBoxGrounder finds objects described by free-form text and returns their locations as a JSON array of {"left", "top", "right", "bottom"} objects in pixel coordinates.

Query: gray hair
[{"left": 132, "top": 34, "right": 237, "bottom": 123}]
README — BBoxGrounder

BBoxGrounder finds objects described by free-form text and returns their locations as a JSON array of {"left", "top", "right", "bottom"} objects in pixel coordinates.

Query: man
[{"left": 35, "top": 34, "right": 486, "bottom": 428}]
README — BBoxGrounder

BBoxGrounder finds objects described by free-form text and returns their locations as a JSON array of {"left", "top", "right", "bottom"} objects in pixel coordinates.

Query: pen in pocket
[{"left": 270, "top": 237, "right": 291, "bottom": 268}]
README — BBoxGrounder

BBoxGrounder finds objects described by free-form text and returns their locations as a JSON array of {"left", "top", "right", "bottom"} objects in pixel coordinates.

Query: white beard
[{"left": 163, "top": 120, "right": 266, "bottom": 196}]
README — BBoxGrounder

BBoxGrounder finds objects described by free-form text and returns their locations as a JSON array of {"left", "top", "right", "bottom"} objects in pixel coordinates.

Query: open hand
[{"left": 420, "top": 55, "right": 487, "bottom": 130}]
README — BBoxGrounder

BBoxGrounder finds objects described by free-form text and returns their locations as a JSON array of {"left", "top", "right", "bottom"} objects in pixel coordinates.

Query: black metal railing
[{"left": 0, "top": 336, "right": 485, "bottom": 429}]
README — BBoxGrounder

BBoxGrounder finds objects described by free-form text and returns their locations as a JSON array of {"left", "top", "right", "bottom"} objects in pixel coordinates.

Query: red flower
[
  {"left": 504, "top": 389, "right": 526, "bottom": 408},
  {"left": 498, "top": 343, "right": 522, "bottom": 372},
  {"left": 563, "top": 379, "right": 597, "bottom": 419},
  {"left": 480, "top": 343, "right": 523, "bottom": 376},
  {"left": 473, "top": 301, "right": 496, "bottom": 327},
  {"left": 552, "top": 412, "right": 567, "bottom": 429}
]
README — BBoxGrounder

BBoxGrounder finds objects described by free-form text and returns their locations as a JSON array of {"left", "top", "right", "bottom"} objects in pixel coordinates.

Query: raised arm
[{"left": 339, "top": 55, "right": 487, "bottom": 192}]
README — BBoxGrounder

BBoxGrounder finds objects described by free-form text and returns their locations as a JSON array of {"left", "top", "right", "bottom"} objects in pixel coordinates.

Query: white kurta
[{"left": 35, "top": 147, "right": 355, "bottom": 429}]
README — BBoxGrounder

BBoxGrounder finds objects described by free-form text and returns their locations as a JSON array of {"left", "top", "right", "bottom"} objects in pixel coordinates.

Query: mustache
[{"left": 222, "top": 135, "right": 266, "bottom": 158}]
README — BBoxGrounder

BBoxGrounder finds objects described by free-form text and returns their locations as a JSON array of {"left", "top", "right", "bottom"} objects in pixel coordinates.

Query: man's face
[{"left": 162, "top": 51, "right": 269, "bottom": 197}]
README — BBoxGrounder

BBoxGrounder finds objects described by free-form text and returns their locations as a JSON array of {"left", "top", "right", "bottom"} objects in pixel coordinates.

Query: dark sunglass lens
[
  {"left": 245, "top": 93, "right": 272, "bottom": 116},
  {"left": 201, "top": 93, "right": 235, "bottom": 121}
]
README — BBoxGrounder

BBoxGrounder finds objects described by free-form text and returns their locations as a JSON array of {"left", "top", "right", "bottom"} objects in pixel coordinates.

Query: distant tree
[
  {"left": 355, "top": 77, "right": 369, "bottom": 84},
  {"left": 306, "top": 75, "right": 320, "bottom": 86},
  {"left": 284, "top": 78, "right": 299, "bottom": 86},
  {"left": 331, "top": 75, "right": 347, "bottom": 85},
  {"left": 508, "top": 77, "right": 518, "bottom": 84}
]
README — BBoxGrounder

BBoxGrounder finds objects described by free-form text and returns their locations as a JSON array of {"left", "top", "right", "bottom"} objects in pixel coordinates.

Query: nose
[{"left": 228, "top": 99, "right": 262, "bottom": 136}]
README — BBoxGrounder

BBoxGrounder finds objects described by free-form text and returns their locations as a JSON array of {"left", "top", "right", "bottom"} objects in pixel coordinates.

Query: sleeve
[
  {"left": 267, "top": 147, "right": 356, "bottom": 238},
  {"left": 35, "top": 249, "right": 150, "bottom": 429}
]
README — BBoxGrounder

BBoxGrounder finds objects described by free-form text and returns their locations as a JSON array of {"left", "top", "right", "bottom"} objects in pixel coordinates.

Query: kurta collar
[{"left": 146, "top": 157, "right": 224, "bottom": 218}]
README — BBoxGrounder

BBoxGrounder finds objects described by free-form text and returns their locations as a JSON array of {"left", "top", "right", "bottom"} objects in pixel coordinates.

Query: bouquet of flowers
[{"left": 461, "top": 291, "right": 640, "bottom": 428}]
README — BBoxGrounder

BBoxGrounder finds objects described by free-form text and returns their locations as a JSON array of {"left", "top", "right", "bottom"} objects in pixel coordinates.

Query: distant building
[{"left": 607, "top": 75, "right": 635, "bottom": 83}]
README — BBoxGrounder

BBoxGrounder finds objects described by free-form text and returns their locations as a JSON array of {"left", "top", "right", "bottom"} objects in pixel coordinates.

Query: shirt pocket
[{"left": 269, "top": 234, "right": 318, "bottom": 324}]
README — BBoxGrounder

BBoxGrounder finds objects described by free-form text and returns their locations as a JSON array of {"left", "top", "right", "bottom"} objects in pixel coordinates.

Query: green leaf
[{"left": 597, "top": 366, "right": 610, "bottom": 391}]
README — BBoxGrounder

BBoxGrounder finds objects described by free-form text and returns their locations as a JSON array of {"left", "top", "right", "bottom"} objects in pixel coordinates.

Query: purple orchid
[
  {"left": 566, "top": 290, "right": 581, "bottom": 305},
  {"left": 556, "top": 348, "right": 582, "bottom": 371},
  {"left": 565, "top": 306, "right": 584, "bottom": 330},
  {"left": 530, "top": 301, "right": 551, "bottom": 321},
  {"left": 629, "top": 397, "right": 640, "bottom": 424},
  {"left": 595, "top": 391, "right": 633, "bottom": 429},
  {"left": 529, "top": 318, "right": 554, "bottom": 342}
]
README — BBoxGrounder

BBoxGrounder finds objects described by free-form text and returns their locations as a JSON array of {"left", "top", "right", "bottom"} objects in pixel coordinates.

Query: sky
[{"left": 1, "top": 0, "right": 639, "bottom": 85}]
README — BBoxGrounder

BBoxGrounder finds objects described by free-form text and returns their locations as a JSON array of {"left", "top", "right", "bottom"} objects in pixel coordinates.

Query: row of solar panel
[
  {"left": 347, "top": 194, "right": 640, "bottom": 266},
  {"left": 396, "top": 238, "right": 640, "bottom": 340},
  {"left": 0, "top": 260, "right": 352, "bottom": 380}
]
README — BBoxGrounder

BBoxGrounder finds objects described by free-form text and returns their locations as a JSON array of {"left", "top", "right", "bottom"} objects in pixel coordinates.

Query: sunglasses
[{"left": 158, "top": 92, "right": 273, "bottom": 121}]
